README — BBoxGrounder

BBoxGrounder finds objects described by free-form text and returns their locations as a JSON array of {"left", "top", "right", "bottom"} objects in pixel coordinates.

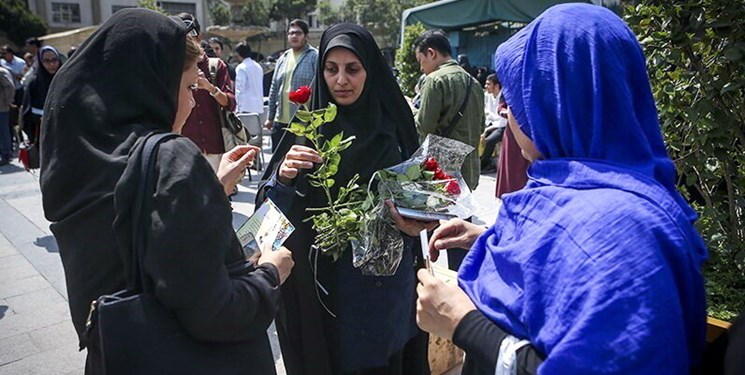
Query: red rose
[
  {"left": 433, "top": 168, "right": 450, "bottom": 181},
  {"left": 422, "top": 157, "right": 439, "bottom": 171},
  {"left": 445, "top": 180, "right": 461, "bottom": 196},
  {"left": 289, "top": 85, "right": 312, "bottom": 104}
]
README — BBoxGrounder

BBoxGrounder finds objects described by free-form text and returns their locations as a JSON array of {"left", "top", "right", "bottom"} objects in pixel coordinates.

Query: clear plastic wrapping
[{"left": 351, "top": 135, "right": 476, "bottom": 276}]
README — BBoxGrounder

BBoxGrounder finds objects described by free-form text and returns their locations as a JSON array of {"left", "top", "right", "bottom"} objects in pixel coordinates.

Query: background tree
[
  {"left": 270, "top": 0, "right": 316, "bottom": 21},
  {"left": 319, "top": 0, "right": 432, "bottom": 49},
  {"left": 210, "top": 1, "right": 231, "bottom": 26},
  {"left": 395, "top": 23, "right": 426, "bottom": 97},
  {"left": 238, "top": 0, "right": 270, "bottom": 26},
  {"left": 0, "top": 0, "right": 46, "bottom": 46},
  {"left": 137, "top": 0, "right": 165, "bottom": 14},
  {"left": 626, "top": 0, "right": 745, "bottom": 320}
]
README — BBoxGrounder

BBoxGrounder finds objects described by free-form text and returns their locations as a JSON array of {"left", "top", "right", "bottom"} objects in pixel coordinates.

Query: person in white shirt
[
  {"left": 480, "top": 73, "right": 506, "bottom": 172},
  {"left": 233, "top": 42, "right": 264, "bottom": 115}
]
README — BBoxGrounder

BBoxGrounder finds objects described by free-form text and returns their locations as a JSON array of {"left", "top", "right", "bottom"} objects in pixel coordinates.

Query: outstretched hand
[
  {"left": 218, "top": 145, "right": 260, "bottom": 196},
  {"left": 278, "top": 145, "right": 323, "bottom": 185},
  {"left": 427, "top": 218, "right": 486, "bottom": 261}
]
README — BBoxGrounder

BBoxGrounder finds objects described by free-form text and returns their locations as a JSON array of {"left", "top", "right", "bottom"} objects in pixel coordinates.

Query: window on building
[
  {"left": 52, "top": 2, "right": 81, "bottom": 23},
  {"left": 308, "top": 14, "right": 318, "bottom": 29},
  {"left": 158, "top": 2, "right": 196, "bottom": 16},
  {"left": 112, "top": 5, "right": 136, "bottom": 14}
]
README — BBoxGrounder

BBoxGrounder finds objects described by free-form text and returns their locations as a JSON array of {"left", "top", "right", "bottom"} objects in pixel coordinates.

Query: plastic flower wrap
[{"left": 351, "top": 134, "right": 476, "bottom": 276}]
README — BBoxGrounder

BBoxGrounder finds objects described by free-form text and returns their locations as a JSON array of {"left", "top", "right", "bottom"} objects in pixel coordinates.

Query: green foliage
[
  {"left": 286, "top": 103, "right": 368, "bottom": 261},
  {"left": 317, "top": 0, "right": 342, "bottom": 27},
  {"left": 210, "top": 2, "right": 231, "bottom": 26},
  {"left": 137, "top": 0, "right": 166, "bottom": 14},
  {"left": 0, "top": 0, "right": 46, "bottom": 46},
  {"left": 238, "top": 0, "right": 270, "bottom": 26},
  {"left": 269, "top": 0, "right": 316, "bottom": 21},
  {"left": 396, "top": 23, "right": 426, "bottom": 97},
  {"left": 625, "top": 0, "right": 745, "bottom": 320},
  {"left": 317, "top": 0, "right": 433, "bottom": 49}
]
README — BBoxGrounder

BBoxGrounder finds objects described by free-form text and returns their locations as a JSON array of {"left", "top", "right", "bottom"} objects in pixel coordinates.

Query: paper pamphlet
[{"left": 235, "top": 199, "right": 295, "bottom": 262}]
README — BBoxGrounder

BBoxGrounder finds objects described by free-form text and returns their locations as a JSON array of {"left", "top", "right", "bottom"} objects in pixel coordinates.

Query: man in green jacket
[{"left": 412, "top": 29, "right": 485, "bottom": 270}]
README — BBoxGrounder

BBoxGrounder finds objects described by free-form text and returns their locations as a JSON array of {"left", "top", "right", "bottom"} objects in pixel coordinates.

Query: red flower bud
[
  {"left": 445, "top": 180, "right": 461, "bottom": 196},
  {"left": 289, "top": 85, "right": 312, "bottom": 104},
  {"left": 422, "top": 157, "right": 439, "bottom": 171},
  {"left": 433, "top": 168, "right": 450, "bottom": 181}
]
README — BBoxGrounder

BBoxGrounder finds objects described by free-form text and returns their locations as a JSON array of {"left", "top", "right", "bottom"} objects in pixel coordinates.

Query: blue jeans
[{"left": 0, "top": 111, "right": 10, "bottom": 160}]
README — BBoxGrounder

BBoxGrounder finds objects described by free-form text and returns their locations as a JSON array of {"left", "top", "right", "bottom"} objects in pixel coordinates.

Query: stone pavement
[{"left": 0, "top": 146, "right": 500, "bottom": 375}]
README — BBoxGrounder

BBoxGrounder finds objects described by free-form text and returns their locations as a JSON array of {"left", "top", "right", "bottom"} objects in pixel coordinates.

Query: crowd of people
[{"left": 1, "top": 2, "right": 737, "bottom": 374}]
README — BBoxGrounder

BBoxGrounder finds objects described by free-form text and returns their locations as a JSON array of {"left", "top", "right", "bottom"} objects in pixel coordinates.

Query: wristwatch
[{"left": 210, "top": 86, "right": 220, "bottom": 96}]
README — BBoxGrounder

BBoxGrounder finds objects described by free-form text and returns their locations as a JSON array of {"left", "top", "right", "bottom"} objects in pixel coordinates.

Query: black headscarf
[
  {"left": 24, "top": 46, "right": 62, "bottom": 111},
  {"left": 41, "top": 8, "right": 188, "bottom": 221},
  {"left": 312, "top": 23, "right": 418, "bottom": 192},
  {"left": 261, "top": 23, "right": 419, "bottom": 208}
]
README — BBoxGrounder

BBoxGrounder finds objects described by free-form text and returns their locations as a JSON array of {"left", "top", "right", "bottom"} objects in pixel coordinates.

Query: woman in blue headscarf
[{"left": 393, "top": 3, "right": 708, "bottom": 374}]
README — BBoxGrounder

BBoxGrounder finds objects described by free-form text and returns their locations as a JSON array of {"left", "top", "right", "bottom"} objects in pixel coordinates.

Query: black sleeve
[
  {"left": 144, "top": 138, "right": 281, "bottom": 342},
  {"left": 452, "top": 310, "right": 545, "bottom": 375}
]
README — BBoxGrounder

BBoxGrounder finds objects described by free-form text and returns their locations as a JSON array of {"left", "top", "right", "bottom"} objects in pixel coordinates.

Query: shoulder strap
[
  {"left": 208, "top": 57, "right": 219, "bottom": 84},
  {"left": 437, "top": 75, "right": 473, "bottom": 139},
  {"left": 128, "top": 132, "right": 179, "bottom": 293}
]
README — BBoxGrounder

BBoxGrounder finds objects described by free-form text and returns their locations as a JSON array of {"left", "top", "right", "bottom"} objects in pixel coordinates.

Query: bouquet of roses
[{"left": 351, "top": 135, "right": 475, "bottom": 275}]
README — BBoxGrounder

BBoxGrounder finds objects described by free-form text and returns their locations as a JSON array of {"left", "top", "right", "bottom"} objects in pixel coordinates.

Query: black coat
[{"left": 40, "top": 9, "right": 280, "bottom": 374}]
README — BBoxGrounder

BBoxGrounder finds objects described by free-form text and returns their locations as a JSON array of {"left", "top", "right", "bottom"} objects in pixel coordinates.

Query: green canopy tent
[{"left": 401, "top": 0, "right": 620, "bottom": 69}]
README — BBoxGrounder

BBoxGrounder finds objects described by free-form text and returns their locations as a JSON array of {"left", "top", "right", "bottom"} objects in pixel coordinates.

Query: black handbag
[
  {"left": 208, "top": 58, "right": 244, "bottom": 135},
  {"left": 81, "top": 132, "right": 259, "bottom": 374}
]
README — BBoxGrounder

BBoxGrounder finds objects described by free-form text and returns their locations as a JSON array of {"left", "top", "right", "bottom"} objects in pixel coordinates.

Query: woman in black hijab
[
  {"left": 257, "top": 23, "right": 428, "bottom": 375},
  {"left": 40, "top": 8, "right": 293, "bottom": 374},
  {"left": 22, "top": 45, "right": 61, "bottom": 143}
]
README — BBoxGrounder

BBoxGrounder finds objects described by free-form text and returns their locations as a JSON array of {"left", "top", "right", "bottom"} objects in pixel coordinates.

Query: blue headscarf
[{"left": 459, "top": 4, "right": 708, "bottom": 373}]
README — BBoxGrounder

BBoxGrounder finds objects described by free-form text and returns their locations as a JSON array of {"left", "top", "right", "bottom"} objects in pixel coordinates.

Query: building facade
[{"left": 27, "top": 0, "right": 209, "bottom": 33}]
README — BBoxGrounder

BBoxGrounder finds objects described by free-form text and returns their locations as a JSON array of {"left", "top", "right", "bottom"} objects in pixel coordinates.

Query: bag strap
[
  {"left": 437, "top": 74, "right": 473, "bottom": 139},
  {"left": 128, "top": 132, "right": 179, "bottom": 293}
]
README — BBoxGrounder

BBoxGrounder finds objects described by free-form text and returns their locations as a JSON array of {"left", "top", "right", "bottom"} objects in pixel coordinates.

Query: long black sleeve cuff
[{"left": 452, "top": 309, "right": 544, "bottom": 375}]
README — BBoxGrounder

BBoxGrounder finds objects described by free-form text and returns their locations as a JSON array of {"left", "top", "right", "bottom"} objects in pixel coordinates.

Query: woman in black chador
[
  {"left": 258, "top": 23, "right": 430, "bottom": 375},
  {"left": 40, "top": 8, "right": 293, "bottom": 374}
]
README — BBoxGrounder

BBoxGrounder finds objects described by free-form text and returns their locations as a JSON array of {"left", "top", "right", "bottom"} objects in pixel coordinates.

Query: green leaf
[
  {"left": 405, "top": 164, "right": 421, "bottom": 180},
  {"left": 329, "top": 132, "right": 343, "bottom": 148},
  {"left": 288, "top": 122, "right": 307, "bottom": 136},
  {"left": 296, "top": 110, "right": 312, "bottom": 122},
  {"left": 397, "top": 174, "right": 409, "bottom": 182},
  {"left": 311, "top": 114, "right": 325, "bottom": 128},
  {"left": 324, "top": 103, "right": 337, "bottom": 122},
  {"left": 326, "top": 179, "right": 335, "bottom": 188}
]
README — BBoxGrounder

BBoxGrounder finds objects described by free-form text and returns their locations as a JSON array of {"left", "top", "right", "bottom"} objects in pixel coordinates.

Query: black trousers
[{"left": 481, "top": 126, "right": 505, "bottom": 168}]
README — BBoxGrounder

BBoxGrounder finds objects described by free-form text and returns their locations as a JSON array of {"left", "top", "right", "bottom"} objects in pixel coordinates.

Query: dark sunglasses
[
  {"left": 170, "top": 16, "right": 199, "bottom": 37},
  {"left": 183, "top": 20, "right": 199, "bottom": 37}
]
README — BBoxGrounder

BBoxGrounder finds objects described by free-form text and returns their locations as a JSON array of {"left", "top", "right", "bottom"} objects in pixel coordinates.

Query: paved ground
[{"left": 0, "top": 142, "right": 500, "bottom": 375}]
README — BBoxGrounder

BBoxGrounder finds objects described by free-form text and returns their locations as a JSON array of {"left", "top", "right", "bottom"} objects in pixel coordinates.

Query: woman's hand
[
  {"left": 416, "top": 269, "right": 476, "bottom": 340},
  {"left": 217, "top": 145, "right": 259, "bottom": 196},
  {"left": 386, "top": 200, "right": 439, "bottom": 237},
  {"left": 258, "top": 247, "right": 294, "bottom": 285},
  {"left": 428, "top": 219, "right": 486, "bottom": 261},
  {"left": 278, "top": 145, "right": 323, "bottom": 185}
]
